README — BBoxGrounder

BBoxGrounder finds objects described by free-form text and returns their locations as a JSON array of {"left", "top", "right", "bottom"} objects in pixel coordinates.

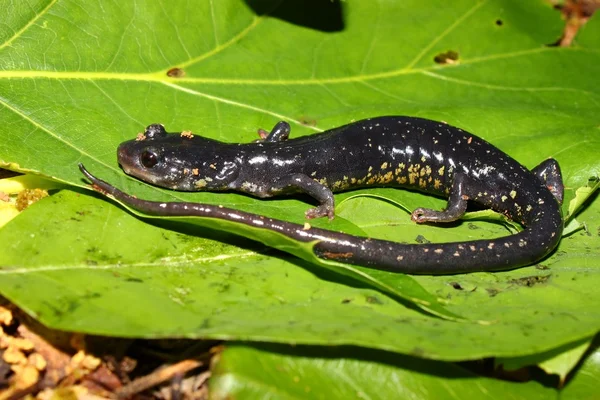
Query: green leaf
[
  {"left": 563, "top": 176, "right": 600, "bottom": 235},
  {"left": 0, "top": 0, "right": 599, "bottom": 365},
  {"left": 567, "top": 177, "right": 600, "bottom": 222},
  {"left": 1, "top": 190, "right": 598, "bottom": 364},
  {"left": 561, "top": 345, "right": 600, "bottom": 399},
  {"left": 497, "top": 338, "right": 593, "bottom": 383},
  {"left": 0, "top": 190, "right": 459, "bottom": 348},
  {"left": 210, "top": 343, "right": 556, "bottom": 399}
]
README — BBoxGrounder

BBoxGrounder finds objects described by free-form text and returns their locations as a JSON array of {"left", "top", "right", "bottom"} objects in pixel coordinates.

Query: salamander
[{"left": 79, "top": 116, "right": 564, "bottom": 274}]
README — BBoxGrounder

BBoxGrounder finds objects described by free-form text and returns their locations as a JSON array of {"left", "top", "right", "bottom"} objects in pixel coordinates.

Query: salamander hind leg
[
  {"left": 256, "top": 121, "right": 291, "bottom": 142},
  {"left": 271, "top": 173, "right": 335, "bottom": 219},
  {"left": 411, "top": 173, "right": 471, "bottom": 224},
  {"left": 531, "top": 158, "right": 564, "bottom": 205}
]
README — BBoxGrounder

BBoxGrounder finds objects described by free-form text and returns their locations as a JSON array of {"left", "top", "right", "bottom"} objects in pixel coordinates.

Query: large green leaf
[
  {"left": 1, "top": 190, "right": 597, "bottom": 363},
  {"left": 0, "top": 0, "right": 599, "bottom": 371},
  {"left": 210, "top": 343, "right": 559, "bottom": 399},
  {"left": 561, "top": 344, "right": 600, "bottom": 400}
]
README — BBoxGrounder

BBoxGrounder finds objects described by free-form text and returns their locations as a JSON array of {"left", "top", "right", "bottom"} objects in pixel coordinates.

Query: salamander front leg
[
  {"left": 271, "top": 174, "right": 335, "bottom": 219},
  {"left": 411, "top": 173, "right": 470, "bottom": 223},
  {"left": 256, "top": 121, "right": 291, "bottom": 142}
]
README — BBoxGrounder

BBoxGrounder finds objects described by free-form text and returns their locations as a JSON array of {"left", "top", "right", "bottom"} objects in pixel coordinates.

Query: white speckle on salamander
[{"left": 241, "top": 181, "right": 259, "bottom": 193}]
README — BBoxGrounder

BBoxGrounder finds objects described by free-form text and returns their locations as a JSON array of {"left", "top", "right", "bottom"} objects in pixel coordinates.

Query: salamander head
[{"left": 117, "top": 124, "right": 239, "bottom": 191}]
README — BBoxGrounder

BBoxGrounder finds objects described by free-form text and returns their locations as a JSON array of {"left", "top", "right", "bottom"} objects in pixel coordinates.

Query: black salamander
[{"left": 79, "top": 116, "right": 564, "bottom": 274}]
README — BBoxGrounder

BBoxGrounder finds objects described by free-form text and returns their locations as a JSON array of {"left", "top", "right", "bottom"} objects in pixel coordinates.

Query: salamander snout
[
  {"left": 117, "top": 141, "right": 138, "bottom": 176},
  {"left": 116, "top": 138, "right": 201, "bottom": 191},
  {"left": 116, "top": 139, "right": 172, "bottom": 187}
]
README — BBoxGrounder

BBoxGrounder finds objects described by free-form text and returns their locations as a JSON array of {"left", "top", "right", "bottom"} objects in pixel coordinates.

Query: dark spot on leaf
[
  {"left": 298, "top": 116, "right": 317, "bottom": 127},
  {"left": 341, "top": 298, "right": 352, "bottom": 304},
  {"left": 467, "top": 223, "right": 479, "bottom": 230},
  {"left": 365, "top": 295, "right": 383, "bottom": 305},
  {"left": 219, "top": 283, "right": 231, "bottom": 293},
  {"left": 210, "top": 282, "right": 231, "bottom": 293},
  {"left": 433, "top": 50, "right": 459, "bottom": 65},
  {"left": 411, "top": 347, "right": 426, "bottom": 357},
  {"left": 495, "top": 19, "right": 503, "bottom": 26},
  {"left": 486, "top": 288, "right": 499, "bottom": 297},
  {"left": 198, "top": 319, "right": 211, "bottom": 330},
  {"left": 125, "top": 277, "right": 143, "bottom": 283},
  {"left": 166, "top": 68, "right": 185, "bottom": 78},
  {"left": 43, "top": 301, "right": 66, "bottom": 317},
  {"left": 415, "top": 235, "right": 430, "bottom": 244},
  {"left": 449, "top": 282, "right": 463, "bottom": 290},
  {"left": 509, "top": 274, "right": 551, "bottom": 287},
  {"left": 87, "top": 246, "right": 99, "bottom": 254}
]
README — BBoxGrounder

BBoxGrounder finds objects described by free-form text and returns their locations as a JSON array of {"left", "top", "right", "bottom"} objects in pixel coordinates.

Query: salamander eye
[{"left": 140, "top": 150, "right": 159, "bottom": 168}]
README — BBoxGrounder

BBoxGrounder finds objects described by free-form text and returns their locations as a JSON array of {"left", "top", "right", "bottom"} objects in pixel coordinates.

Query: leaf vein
[
  {"left": 160, "top": 81, "right": 323, "bottom": 132},
  {"left": 0, "top": 0, "right": 58, "bottom": 51}
]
